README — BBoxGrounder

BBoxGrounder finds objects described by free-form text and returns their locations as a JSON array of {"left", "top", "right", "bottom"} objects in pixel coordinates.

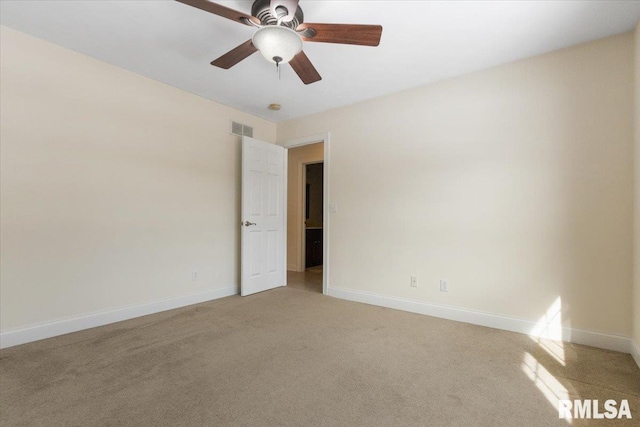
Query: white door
[{"left": 241, "top": 136, "right": 286, "bottom": 296}]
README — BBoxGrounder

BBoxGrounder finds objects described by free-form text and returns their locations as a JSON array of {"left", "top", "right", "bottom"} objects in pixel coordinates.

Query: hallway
[{"left": 287, "top": 266, "right": 323, "bottom": 294}]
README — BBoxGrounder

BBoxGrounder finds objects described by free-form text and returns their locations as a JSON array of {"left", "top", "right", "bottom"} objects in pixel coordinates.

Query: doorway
[
  {"left": 304, "top": 162, "right": 323, "bottom": 269},
  {"left": 286, "top": 143, "right": 324, "bottom": 293}
]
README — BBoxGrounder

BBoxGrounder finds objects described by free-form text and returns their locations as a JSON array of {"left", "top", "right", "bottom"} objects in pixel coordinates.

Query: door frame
[{"left": 280, "top": 132, "right": 330, "bottom": 295}]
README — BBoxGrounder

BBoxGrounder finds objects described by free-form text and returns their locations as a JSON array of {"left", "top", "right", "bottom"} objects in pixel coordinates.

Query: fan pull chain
[{"left": 274, "top": 56, "right": 283, "bottom": 80}]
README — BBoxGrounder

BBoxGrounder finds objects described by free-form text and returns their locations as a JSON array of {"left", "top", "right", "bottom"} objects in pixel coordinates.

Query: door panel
[{"left": 241, "top": 137, "right": 286, "bottom": 296}]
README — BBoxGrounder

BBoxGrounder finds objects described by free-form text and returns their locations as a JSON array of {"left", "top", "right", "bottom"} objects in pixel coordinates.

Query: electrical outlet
[
  {"left": 192, "top": 271, "right": 199, "bottom": 281},
  {"left": 410, "top": 276, "right": 418, "bottom": 288},
  {"left": 439, "top": 279, "right": 448, "bottom": 292}
]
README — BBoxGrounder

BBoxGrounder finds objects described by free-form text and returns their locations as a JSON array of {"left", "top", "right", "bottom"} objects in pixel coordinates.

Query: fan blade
[
  {"left": 211, "top": 40, "right": 258, "bottom": 69},
  {"left": 270, "top": 0, "right": 299, "bottom": 23},
  {"left": 297, "top": 23, "right": 383, "bottom": 46},
  {"left": 176, "top": 0, "right": 259, "bottom": 26},
  {"left": 289, "top": 51, "right": 321, "bottom": 85}
]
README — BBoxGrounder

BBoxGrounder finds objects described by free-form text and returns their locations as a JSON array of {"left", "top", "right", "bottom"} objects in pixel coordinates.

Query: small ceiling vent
[{"left": 231, "top": 121, "right": 253, "bottom": 138}]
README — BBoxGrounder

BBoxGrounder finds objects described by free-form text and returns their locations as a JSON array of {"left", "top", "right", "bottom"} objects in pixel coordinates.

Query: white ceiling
[{"left": 2, "top": 0, "right": 640, "bottom": 122}]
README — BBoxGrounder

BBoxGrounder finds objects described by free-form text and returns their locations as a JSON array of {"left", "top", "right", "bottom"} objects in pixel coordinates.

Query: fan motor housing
[{"left": 251, "top": 0, "right": 304, "bottom": 29}]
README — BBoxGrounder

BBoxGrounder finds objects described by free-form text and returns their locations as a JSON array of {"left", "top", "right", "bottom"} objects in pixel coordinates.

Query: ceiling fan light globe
[{"left": 252, "top": 26, "right": 303, "bottom": 65}]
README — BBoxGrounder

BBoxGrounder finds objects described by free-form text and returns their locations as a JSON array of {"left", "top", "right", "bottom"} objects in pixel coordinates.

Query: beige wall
[
  {"left": 278, "top": 33, "right": 635, "bottom": 337},
  {"left": 634, "top": 21, "right": 640, "bottom": 350},
  {"left": 286, "top": 143, "right": 323, "bottom": 271},
  {"left": 0, "top": 27, "right": 276, "bottom": 332}
]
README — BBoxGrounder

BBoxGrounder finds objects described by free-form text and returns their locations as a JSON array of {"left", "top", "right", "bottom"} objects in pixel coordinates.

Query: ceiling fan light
[{"left": 252, "top": 26, "right": 303, "bottom": 65}]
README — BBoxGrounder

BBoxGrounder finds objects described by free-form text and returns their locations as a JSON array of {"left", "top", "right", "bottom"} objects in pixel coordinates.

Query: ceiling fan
[{"left": 176, "top": 0, "right": 383, "bottom": 84}]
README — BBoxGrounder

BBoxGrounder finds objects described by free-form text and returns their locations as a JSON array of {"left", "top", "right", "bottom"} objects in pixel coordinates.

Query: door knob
[{"left": 243, "top": 221, "right": 257, "bottom": 227}]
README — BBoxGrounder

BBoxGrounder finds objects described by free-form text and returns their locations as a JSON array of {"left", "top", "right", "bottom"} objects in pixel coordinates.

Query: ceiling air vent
[{"left": 231, "top": 121, "right": 253, "bottom": 138}]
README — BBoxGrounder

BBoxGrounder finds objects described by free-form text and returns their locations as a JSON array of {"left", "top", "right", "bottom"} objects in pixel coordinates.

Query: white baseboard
[
  {"left": 631, "top": 340, "right": 640, "bottom": 369},
  {"left": 327, "top": 286, "right": 632, "bottom": 354},
  {"left": 0, "top": 286, "right": 238, "bottom": 349}
]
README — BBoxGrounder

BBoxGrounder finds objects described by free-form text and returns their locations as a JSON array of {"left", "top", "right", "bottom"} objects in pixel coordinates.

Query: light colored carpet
[{"left": 1, "top": 287, "right": 638, "bottom": 426}]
